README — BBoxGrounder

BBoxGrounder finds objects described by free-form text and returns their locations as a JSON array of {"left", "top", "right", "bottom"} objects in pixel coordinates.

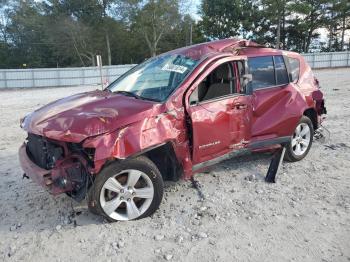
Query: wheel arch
[
  {"left": 122, "top": 142, "right": 183, "bottom": 182},
  {"left": 143, "top": 142, "right": 183, "bottom": 182},
  {"left": 303, "top": 108, "right": 318, "bottom": 131}
]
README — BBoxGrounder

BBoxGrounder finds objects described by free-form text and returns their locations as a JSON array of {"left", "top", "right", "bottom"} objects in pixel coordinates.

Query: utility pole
[
  {"left": 189, "top": 22, "right": 193, "bottom": 46},
  {"left": 96, "top": 55, "right": 103, "bottom": 90},
  {"left": 276, "top": 17, "right": 281, "bottom": 49}
]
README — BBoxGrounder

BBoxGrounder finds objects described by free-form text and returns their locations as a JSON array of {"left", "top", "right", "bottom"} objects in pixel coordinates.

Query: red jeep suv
[{"left": 19, "top": 39, "right": 326, "bottom": 221}]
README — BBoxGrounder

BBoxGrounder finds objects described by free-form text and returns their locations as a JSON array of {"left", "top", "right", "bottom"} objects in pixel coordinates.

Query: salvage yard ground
[{"left": 0, "top": 68, "right": 349, "bottom": 262}]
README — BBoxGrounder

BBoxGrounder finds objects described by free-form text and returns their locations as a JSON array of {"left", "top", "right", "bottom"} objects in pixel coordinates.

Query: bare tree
[
  {"left": 61, "top": 18, "right": 97, "bottom": 66},
  {"left": 121, "top": 0, "right": 181, "bottom": 57},
  {"left": 0, "top": 9, "right": 10, "bottom": 43}
]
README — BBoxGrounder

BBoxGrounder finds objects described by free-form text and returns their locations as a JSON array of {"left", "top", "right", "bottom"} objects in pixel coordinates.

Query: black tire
[
  {"left": 284, "top": 116, "right": 314, "bottom": 162},
  {"left": 88, "top": 156, "right": 164, "bottom": 222}
]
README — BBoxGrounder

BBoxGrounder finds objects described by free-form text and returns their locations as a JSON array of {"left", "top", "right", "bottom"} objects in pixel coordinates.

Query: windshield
[{"left": 108, "top": 54, "right": 200, "bottom": 102}]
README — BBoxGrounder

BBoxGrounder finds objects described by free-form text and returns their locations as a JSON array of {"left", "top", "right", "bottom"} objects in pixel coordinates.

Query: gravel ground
[{"left": 0, "top": 68, "right": 349, "bottom": 262}]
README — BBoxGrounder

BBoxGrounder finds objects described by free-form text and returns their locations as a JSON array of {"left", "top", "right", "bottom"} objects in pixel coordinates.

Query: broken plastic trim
[
  {"left": 314, "top": 125, "right": 331, "bottom": 144},
  {"left": 265, "top": 146, "right": 287, "bottom": 183}
]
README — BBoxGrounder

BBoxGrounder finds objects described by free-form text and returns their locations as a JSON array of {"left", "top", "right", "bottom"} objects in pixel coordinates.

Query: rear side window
[
  {"left": 289, "top": 57, "right": 300, "bottom": 82},
  {"left": 248, "top": 56, "right": 275, "bottom": 90},
  {"left": 274, "top": 56, "right": 289, "bottom": 85}
]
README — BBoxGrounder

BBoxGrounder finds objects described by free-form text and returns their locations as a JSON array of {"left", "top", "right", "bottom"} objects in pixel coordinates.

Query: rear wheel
[
  {"left": 88, "top": 156, "right": 164, "bottom": 222},
  {"left": 285, "top": 116, "right": 314, "bottom": 162}
]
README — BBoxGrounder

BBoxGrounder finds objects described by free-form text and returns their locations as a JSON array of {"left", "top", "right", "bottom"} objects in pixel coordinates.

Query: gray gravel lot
[{"left": 0, "top": 68, "right": 349, "bottom": 262}]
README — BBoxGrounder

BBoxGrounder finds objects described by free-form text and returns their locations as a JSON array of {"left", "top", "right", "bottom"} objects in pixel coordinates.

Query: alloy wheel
[
  {"left": 99, "top": 169, "right": 154, "bottom": 221},
  {"left": 291, "top": 123, "right": 311, "bottom": 156}
]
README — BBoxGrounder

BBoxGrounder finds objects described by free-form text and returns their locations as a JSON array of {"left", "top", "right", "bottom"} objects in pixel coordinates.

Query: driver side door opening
[{"left": 186, "top": 59, "right": 253, "bottom": 165}]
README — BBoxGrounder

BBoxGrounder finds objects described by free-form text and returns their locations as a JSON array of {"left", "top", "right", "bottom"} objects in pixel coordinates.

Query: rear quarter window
[
  {"left": 274, "top": 56, "right": 289, "bottom": 85},
  {"left": 248, "top": 56, "right": 275, "bottom": 90},
  {"left": 288, "top": 57, "right": 300, "bottom": 82}
]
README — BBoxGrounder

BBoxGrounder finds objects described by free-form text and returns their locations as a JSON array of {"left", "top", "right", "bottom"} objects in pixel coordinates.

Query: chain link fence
[
  {"left": 0, "top": 64, "right": 135, "bottom": 89},
  {"left": 1, "top": 51, "right": 349, "bottom": 89},
  {"left": 302, "top": 51, "right": 350, "bottom": 69}
]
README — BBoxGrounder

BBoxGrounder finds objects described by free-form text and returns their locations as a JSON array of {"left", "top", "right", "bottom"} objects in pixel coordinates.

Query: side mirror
[
  {"left": 190, "top": 100, "right": 199, "bottom": 106},
  {"left": 189, "top": 88, "right": 199, "bottom": 106},
  {"left": 242, "top": 74, "right": 253, "bottom": 94},
  {"left": 242, "top": 74, "right": 252, "bottom": 85}
]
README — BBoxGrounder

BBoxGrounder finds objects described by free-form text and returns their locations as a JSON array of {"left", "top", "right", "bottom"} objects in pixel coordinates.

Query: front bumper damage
[
  {"left": 19, "top": 144, "right": 55, "bottom": 192},
  {"left": 19, "top": 142, "right": 91, "bottom": 199}
]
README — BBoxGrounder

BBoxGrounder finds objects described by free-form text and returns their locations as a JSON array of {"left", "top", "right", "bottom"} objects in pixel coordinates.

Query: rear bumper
[{"left": 18, "top": 143, "right": 67, "bottom": 195}]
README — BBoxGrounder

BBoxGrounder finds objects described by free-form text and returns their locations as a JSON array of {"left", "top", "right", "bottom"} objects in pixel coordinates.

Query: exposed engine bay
[{"left": 25, "top": 134, "right": 93, "bottom": 201}]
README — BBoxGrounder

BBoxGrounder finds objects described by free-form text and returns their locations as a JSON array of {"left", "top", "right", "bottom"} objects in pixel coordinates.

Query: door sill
[{"left": 192, "top": 136, "right": 291, "bottom": 171}]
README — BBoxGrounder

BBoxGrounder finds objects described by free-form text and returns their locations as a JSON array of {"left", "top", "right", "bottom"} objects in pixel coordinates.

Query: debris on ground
[
  {"left": 0, "top": 68, "right": 349, "bottom": 262},
  {"left": 324, "top": 143, "right": 349, "bottom": 150}
]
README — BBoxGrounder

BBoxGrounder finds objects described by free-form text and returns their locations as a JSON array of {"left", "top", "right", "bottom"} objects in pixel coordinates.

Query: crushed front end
[{"left": 19, "top": 133, "right": 94, "bottom": 201}]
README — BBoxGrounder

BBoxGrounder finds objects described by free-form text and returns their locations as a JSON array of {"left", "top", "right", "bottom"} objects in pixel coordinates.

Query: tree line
[
  {"left": 0, "top": 0, "right": 349, "bottom": 69},
  {"left": 200, "top": 0, "right": 350, "bottom": 53}
]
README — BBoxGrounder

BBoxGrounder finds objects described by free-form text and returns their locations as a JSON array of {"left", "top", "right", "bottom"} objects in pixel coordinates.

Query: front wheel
[
  {"left": 284, "top": 116, "right": 314, "bottom": 162},
  {"left": 88, "top": 156, "right": 164, "bottom": 222}
]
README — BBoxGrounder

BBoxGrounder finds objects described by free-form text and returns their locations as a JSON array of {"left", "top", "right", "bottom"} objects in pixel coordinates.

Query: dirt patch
[{"left": 0, "top": 69, "right": 349, "bottom": 261}]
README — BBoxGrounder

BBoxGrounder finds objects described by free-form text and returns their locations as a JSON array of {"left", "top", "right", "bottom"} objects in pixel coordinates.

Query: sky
[{"left": 184, "top": 0, "right": 201, "bottom": 21}]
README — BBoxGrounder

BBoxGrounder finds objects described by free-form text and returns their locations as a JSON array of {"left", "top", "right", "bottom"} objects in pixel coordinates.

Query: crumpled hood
[{"left": 22, "top": 90, "right": 158, "bottom": 143}]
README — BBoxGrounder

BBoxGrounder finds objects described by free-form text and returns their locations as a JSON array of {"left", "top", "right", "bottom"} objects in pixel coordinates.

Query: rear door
[
  {"left": 186, "top": 58, "right": 252, "bottom": 164},
  {"left": 248, "top": 55, "right": 301, "bottom": 141}
]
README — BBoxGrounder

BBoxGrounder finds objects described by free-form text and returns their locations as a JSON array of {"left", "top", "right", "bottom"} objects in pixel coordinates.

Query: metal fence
[
  {"left": 302, "top": 51, "right": 350, "bottom": 69},
  {"left": 0, "top": 51, "right": 349, "bottom": 89},
  {"left": 0, "top": 64, "right": 135, "bottom": 89}
]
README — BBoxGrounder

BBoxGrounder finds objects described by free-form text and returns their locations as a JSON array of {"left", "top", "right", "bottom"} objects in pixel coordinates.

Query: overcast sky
[{"left": 184, "top": 0, "right": 201, "bottom": 20}]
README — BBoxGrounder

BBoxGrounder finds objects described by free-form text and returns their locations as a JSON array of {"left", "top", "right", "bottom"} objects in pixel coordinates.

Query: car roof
[{"left": 165, "top": 38, "right": 290, "bottom": 60}]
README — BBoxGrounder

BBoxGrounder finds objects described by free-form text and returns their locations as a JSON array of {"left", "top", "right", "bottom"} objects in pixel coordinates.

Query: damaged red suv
[{"left": 19, "top": 39, "right": 327, "bottom": 221}]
